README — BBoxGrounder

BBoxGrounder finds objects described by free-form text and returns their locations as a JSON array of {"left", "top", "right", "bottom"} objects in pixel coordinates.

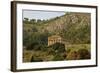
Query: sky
[{"left": 23, "top": 10, "right": 65, "bottom": 20}]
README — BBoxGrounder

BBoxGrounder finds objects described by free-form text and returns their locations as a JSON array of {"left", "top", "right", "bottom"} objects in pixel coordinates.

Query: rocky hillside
[{"left": 38, "top": 13, "right": 90, "bottom": 31}]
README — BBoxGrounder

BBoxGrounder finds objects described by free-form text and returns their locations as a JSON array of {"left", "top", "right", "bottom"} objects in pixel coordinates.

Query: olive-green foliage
[
  {"left": 24, "top": 31, "right": 49, "bottom": 50},
  {"left": 63, "top": 24, "right": 90, "bottom": 44},
  {"left": 53, "top": 54, "right": 65, "bottom": 61},
  {"left": 49, "top": 43, "right": 65, "bottom": 53},
  {"left": 48, "top": 43, "right": 66, "bottom": 61},
  {"left": 31, "top": 56, "right": 43, "bottom": 62},
  {"left": 67, "top": 44, "right": 90, "bottom": 51},
  {"left": 23, "top": 17, "right": 52, "bottom": 47},
  {"left": 66, "top": 48, "right": 71, "bottom": 53}
]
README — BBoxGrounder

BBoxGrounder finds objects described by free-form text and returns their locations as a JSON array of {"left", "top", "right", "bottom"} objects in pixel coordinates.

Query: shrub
[
  {"left": 77, "top": 49, "right": 90, "bottom": 59},
  {"left": 49, "top": 43, "right": 66, "bottom": 53},
  {"left": 66, "top": 48, "right": 71, "bottom": 53},
  {"left": 52, "top": 54, "right": 65, "bottom": 61},
  {"left": 66, "top": 50, "right": 78, "bottom": 60},
  {"left": 26, "top": 42, "right": 41, "bottom": 50},
  {"left": 30, "top": 56, "right": 43, "bottom": 62}
]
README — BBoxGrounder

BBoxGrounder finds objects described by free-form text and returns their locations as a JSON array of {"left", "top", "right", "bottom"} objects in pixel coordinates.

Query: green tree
[
  {"left": 23, "top": 18, "right": 29, "bottom": 24},
  {"left": 30, "top": 19, "right": 36, "bottom": 24}
]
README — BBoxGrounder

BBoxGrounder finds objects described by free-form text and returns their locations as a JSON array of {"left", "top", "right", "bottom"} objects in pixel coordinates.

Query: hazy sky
[{"left": 23, "top": 10, "right": 65, "bottom": 20}]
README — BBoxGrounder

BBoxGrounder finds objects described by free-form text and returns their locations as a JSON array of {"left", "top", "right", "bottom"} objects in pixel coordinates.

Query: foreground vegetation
[{"left": 23, "top": 44, "right": 91, "bottom": 62}]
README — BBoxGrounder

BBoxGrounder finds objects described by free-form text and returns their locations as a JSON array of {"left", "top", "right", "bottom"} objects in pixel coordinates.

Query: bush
[
  {"left": 66, "top": 49, "right": 71, "bottom": 53},
  {"left": 26, "top": 41, "right": 48, "bottom": 51},
  {"left": 66, "top": 50, "right": 78, "bottom": 60},
  {"left": 77, "top": 49, "right": 90, "bottom": 59},
  {"left": 52, "top": 54, "right": 65, "bottom": 61},
  {"left": 26, "top": 42, "right": 41, "bottom": 50},
  {"left": 30, "top": 56, "right": 43, "bottom": 62},
  {"left": 66, "top": 49, "right": 90, "bottom": 60},
  {"left": 49, "top": 43, "right": 66, "bottom": 53}
]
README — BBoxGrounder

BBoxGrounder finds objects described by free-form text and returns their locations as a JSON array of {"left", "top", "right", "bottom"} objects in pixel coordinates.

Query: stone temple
[{"left": 48, "top": 35, "right": 64, "bottom": 46}]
